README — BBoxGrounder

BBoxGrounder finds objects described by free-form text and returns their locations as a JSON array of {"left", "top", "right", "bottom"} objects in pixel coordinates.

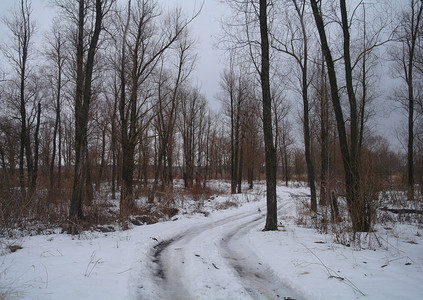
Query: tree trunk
[
  {"left": 119, "top": 1, "right": 137, "bottom": 213},
  {"left": 69, "top": 0, "right": 86, "bottom": 225},
  {"left": 260, "top": 0, "right": 278, "bottom": 231},
  {"left": 58, "top": 116, "right": 62, "bottom": 190},
  {"left": 302, "top": 66, "right": 317, "bottom": 212},
  {"left": 70, "top": 0, "right": 104, "bottom": 226},
  {"left": 30, "top": 102, "right": 41, "bottom": 195},
  {"left": 97, "top": 127, "right": 106, "bottom": 191},
  {"left": 121, "top": 143, "right": 136, "bottom": 213},
  {"left": 319, "top": 57, "right": 329, "bottom": 206},
  {"left": 282, "top": 140, "right": 289, "bottom": 186},
  {"left": 293, "top": 0, "right": 317, "bottom": 212},
  {"left": 230, "top": 90, "right": 238, "bottom": 194},
  {"left": 311, "top": 0, "right": 369, "bottom": 232},
  {"left": 237, "top": 137, "right": 244, "bottom": 193}
]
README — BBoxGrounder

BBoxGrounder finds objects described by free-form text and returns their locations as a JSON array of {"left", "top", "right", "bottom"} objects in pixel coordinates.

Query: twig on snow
[{"left": 300, "top": 243, "right": 365, "bottom": 296}]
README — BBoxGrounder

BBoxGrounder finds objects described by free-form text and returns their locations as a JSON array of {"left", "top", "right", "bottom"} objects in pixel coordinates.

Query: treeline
[
  {"left": 0, "top": 0, "right": 422, "bottom": 234},
  {"left": 220, "top": 0, "right": 423, "bottom": 232}
]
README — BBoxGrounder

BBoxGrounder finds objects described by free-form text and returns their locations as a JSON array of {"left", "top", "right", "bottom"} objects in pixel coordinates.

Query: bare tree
[
  {"left": 243, "top": 92, "right": 261, "bottom": 189},
  {"left": 115, "top": 0, "right": 200, "bottom": 213},
  {"left": 271, "top": 86, "right": 291, "bottom": 186},
  {"left": 313, "top": 51, "right": 331, "bottom": 205},
  {"left": 259, "top": 0, "right": 278, "bottom": 230},
  {"left": 45, "top": 20, "right": 67, "bottom": 197},
  {"left": 149, "top": 26, "right": 196, "bottom": 202},
  {"left": 279, "top": 119, "right": 294, "bottom": 186},
  {"left": 392, "top": 0, "right": 423, "bottom": 200},
  {"left": 62, "top": 0, "right": 111, "bottom": 226},
  {"left": 310, "top": 0, "right": 370, "bottom": 232},
  {"left": 178, "top": 86, "right": 207, "bottom": 188},
  {"left": 271, "top": 0, "right": 317, "bottom": 211},
  {"left": 219, "top": 57, "right": 249, "bottom": 194},
  {"left": 2, "top": 0, "right": 37, "bottom": 198}
]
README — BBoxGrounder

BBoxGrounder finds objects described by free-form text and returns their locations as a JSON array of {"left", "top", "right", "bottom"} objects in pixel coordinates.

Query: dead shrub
[{"left": 215, "top": 200, "right": 239, "bottom": 210}]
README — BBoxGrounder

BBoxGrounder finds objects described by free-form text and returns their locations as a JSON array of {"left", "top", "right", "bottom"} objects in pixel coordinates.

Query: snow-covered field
[{"left": 1, "top": 183, "right": 422, "bottom": 299}]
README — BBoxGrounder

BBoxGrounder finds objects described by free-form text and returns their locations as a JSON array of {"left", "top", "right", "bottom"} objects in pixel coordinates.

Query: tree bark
[
  {"left": 30, "top": 102, "right": 41, "bottom": 195},
  {"left": 260, "top": 0, "right": 278, "bottom": 231},
  {"left": 319, "top": 56, "right": 329, "bottom": 206}
]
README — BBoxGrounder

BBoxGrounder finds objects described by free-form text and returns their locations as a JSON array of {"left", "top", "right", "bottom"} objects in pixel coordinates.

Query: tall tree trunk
[
  {"left": 405, "top": 0, "right": 423, "bottom": 200},
  {"left": 121, "top": 143, "right": 136, "bottom": 213},
  {"left": 70, "top": 0, "right": 104, "bottom": 226},
  {"left": 311, "top": 0, "right": 369, "bottom": 232},
  {"left": 49, "top": 31, "right": 64, "bottom": 197},
  {"left": 97, "top": 127, "right": 106, "bottom": 191},
  {"left": 319, "top": 57, "right": 329, "bottom": 206},
  {"left": 230, "top": 90, "right": 238, "bottom": 194},
  {"left": 260, "top": 0, "right": 277, "bottom": 231},
  {"left": 17, "top": 0, "right": 32, "bottom": 200},
  {"left": 119, "top": 0, "right": 137, "bottom": 213},
  {"left": 111, "top": 85, "right": 118, "bottom": 200},
  {"left": 284, "top": 147, "right": 289, "bottom": 186},
  {"left": 84, "top": 141, "right": 93, "bottom": 205},
  {"left": 30, "top": 102, "right": 41, "bottom": 195},
  {"left": 57, "top": 117, "right": 62, "bottom": 190},
  {"left": 302, "top": 63, "right": 317, "bottom": 212},
  {"left": 293, "top": 0, "right": 317, "bottom": 212},
  {"left": 237, "top": 137, "right": 244, "bottom": 193},
  {"left": 408, "top": 74, "right": 415, "bottom": 201},
  {"left": 70, "top": 0, "right": 87, "bottom": 224},
  {"left": 340, "top": 0, "right": 369, "bottom": 232},
  {"left": 50, "top": 71, "right": 61, "bottom": 195}
]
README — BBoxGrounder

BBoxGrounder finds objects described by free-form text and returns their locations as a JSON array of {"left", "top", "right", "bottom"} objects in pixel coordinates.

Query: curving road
[{"left": 147, "top": 203, "right": 303, "bottom": 300}]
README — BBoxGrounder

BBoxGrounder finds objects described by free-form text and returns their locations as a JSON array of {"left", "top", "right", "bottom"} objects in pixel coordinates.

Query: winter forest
[{"left": 0, "top": 0, "right": 422, "bottom": 299}]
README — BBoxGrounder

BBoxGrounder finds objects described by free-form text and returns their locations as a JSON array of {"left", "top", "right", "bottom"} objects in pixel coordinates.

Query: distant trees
[
  {"left": 272, "top": 0, "right": 317, "bottom": 212},
  {"left": 220, "top": 58, "right": 247, "bottom": 194},
  {"left": 2, "top": 0, "right": 39, "bottom": 199},
  {"left": 0, "top": 0, "right": 420, "bottom": 235},
  {"left": 0, "top": 118, "right": 19, "bottom": 191},
  {"left": 149, "top": 23, "right": 196, "bottom": 201},
  {"left": 219, "top": 0, "right": 278, "bottom": 229},
  {"left": 391, "top": 0, "right": 423, "bottom": 200},
  {"left": 178, "top": 86, "right": 207, "bottom": 188},
  {"left": 44, "top": 20, "right": 67, "bottom": 197}
]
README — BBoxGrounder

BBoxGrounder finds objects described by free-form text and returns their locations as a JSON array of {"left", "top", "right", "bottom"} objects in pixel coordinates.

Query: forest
[
  {"left": 1, "top": 0, "right": 423, "bottom": 299},
  {"left": 0, "top": 0, "right": 422, "bottom": 242}
]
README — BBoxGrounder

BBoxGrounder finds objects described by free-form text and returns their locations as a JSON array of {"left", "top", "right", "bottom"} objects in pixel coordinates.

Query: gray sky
[{"left": 0, "top": 0, "right": 227, "bottom": 110}]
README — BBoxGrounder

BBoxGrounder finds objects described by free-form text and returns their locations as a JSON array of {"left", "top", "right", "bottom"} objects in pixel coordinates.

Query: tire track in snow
[
  {"left": 151, "top": 209, "right": 260, "bottom": 299},
  {"left": 220, "top": 214, "right": 301, "bottom": 299},
  {"left": 148, "top": 194, "right": 303, "bottom": 299}
]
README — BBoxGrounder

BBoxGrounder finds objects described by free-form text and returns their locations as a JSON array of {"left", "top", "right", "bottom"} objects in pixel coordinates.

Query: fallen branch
[{"left": 380, "top": 208, "right": 423, "bottom": 215}]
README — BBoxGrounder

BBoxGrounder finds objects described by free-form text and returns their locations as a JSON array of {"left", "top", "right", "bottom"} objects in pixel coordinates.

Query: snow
[{"left": 1, "top": 183, "right": 422, "bottom": 299}]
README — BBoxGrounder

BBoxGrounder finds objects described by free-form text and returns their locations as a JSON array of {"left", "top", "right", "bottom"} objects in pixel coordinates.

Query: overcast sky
[{"left": 0, "top": 0, "right": 227, "bottom": 110}]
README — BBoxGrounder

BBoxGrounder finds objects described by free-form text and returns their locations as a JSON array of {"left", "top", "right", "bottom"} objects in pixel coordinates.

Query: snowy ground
[{"left": 1, "top": 183, "right": 422, "bottom": 299}]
